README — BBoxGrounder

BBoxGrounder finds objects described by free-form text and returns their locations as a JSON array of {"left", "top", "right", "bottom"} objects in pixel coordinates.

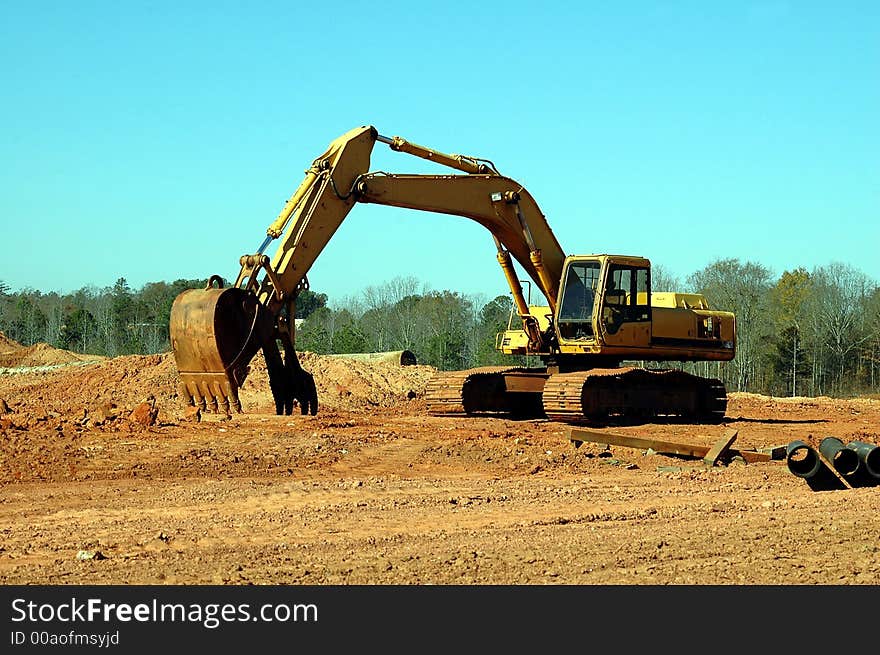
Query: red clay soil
[
  {"left": 0, "top": 331, "right": 21, "bottom": 351},
  {"left": 0, "top": 330, "right": 107, "bottom": 368},
  {"left": 1, "top": 344, "right": 878, "bottom": 584}
]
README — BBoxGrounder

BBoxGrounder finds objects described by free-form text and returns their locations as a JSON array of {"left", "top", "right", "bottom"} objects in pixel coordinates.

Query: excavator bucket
[{"left": 169, "top": 285, "right": 269, "bottom": 415}]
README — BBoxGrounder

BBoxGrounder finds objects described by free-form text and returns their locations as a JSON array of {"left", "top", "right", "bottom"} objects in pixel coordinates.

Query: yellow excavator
[{"left": 169, "top": 125, "right": 735, "bottom": 422}]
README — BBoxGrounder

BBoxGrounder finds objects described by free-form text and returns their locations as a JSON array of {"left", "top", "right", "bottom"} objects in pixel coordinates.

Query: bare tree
[
  {"left": 359, "top": 276, "right": 425, "bottom": 352},
  {"left": 688, "top": 258, "right": 774, "bottom": 392},
  {"left": 650, "top": 263, "right": 682, "bottom": 293},
  {"left": 861, "top": 289, "right": 880, "bottom": 389},
  {"left": 809, "top": 262, "right": 873, "bottom": 395}
]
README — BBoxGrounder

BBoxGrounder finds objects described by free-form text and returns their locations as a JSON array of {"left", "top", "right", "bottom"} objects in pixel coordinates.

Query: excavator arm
[
  {"left": 170, "top": 125, "right": 567, "bottom": 416},
  {"left": 354, "top": 174, "right": 565, "bottom": 309},
  {"left": 253, "top": 126, "right": 566, "bottom": 315}
]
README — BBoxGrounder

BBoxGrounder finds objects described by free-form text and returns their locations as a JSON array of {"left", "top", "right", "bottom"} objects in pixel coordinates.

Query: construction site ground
[{"left": 1, "top": 334, "right": 879, "bottom": 585}]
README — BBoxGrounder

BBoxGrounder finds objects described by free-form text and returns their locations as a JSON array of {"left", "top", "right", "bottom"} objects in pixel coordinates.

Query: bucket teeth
[{"left": 179, "top": 374, "right": 241, "bottom": 416}]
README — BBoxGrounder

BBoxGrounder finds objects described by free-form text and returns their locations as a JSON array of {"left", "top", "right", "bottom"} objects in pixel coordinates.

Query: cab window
[
  {"left": 604, "top": 265, "right": 651, "bottom": 324},
  {"left": 558, "top": 261, "right": 600, "bottom": 339}
]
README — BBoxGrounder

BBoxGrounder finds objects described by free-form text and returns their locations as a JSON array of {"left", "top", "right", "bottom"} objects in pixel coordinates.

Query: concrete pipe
[
  {"left": 845, "top": 440, "right": 880, "bottom": 485},
  {"left": 818, "top": 436, "right": 868, "bottom": 486},
  {"left": 786, "top": 440, "right": 847, "bottom": 492},
  {"left": 327, "top": 350, "right": 417, "bottom": 366}
]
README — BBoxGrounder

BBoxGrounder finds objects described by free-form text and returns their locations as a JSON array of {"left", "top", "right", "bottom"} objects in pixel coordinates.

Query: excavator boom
[{"left": 170, "top": 125, "right": 566, "bottom": 416}]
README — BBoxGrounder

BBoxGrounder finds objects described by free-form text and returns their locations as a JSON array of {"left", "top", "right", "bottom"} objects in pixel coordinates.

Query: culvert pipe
[
  {"left": 786, "top": 440, "right": 847, "bottom": 491},
  {"left": 819, "top": 436, "right": 867, "bottom": 486},
  {"left": 327, "top": 350, "right": 417, "bottom": 366},
  {"left": 845, "top": 440, "right": 880, "bottom": 484}
]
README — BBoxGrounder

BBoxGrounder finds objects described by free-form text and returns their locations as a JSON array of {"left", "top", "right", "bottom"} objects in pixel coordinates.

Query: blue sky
[{"left": 2, "top": 1, "right": 878, "bottom": 306}]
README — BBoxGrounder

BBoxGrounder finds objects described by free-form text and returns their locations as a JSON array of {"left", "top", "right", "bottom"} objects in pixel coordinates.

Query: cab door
[
  {"left": 598, "top": 263, "right": 651, "bottom": 348},
  {"left": 555, "top": 259, "right": 602, "bottom": 343}
]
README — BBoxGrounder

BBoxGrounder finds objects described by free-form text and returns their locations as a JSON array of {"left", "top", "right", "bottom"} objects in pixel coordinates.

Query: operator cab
[{"left": 556, "top": 255, "right": 652, "bottom": 345}]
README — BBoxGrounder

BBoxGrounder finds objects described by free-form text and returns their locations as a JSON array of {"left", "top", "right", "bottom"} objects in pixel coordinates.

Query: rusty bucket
[{"left": 169, "top": 280, "right": 269, "bottom": 414}]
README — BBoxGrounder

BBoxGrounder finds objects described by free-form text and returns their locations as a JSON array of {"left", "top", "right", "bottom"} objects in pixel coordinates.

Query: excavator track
[
  {"left": 542, "top": 367, "right": 728, "bottom": 423},
  {"left": 425, "top": 366, "right": 528, "bottom": 416}
]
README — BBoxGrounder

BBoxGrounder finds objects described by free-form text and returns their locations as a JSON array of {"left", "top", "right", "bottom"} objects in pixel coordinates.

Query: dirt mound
[
  {"left": 304, "top": 351, "right": 435, "bottom": 408},
  {"left": 728, "top": 391, "right": 880, "bottom": 412},
  {"left": 0, "top": 353, "right": 178, "bottom": 419},
  {"left": 0, "top": 350, "right": 438, "bottom": 423},
  {"left": 243, "top": 351, "right": 437, "bottom": 412},
  {"left": 0, "top": 331, "right": 22, "bottom": 351},
  {"left": 0, "top": 342, "right": 106, "bottom": 368}
]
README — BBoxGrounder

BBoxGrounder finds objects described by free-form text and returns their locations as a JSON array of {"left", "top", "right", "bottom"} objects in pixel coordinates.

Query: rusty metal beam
[{"left": 568, "top": 428, "right": 776, "bottom": 464}]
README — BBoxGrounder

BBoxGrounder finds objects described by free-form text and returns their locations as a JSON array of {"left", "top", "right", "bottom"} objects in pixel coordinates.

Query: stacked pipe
[
  {"left": 785, "top": 441, "right": 846, "bottom": 491},
  {"left": 786, "top": 438, "right": 880, "bottom": 491}
]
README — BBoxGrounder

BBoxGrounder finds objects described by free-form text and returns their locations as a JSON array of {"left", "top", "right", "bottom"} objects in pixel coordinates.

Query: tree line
[
  {"left": 0, "top": 277, "right": 328, "bottom": 359},
  {"left": 1, "top": 258, "right": 878, "bottom": 398},
  {"left": 682, "top": 259, "right": 880, "bottom": 398}
]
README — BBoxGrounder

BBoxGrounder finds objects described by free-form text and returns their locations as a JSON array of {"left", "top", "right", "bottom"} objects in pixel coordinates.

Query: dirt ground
[{"left": 1, "top": 333, "right": 879, "bottom": 585}]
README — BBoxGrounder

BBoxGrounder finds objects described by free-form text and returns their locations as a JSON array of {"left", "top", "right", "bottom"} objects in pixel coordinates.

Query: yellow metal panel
[{"left": 651, "top": 292, "right": 711, "bottom": 309}]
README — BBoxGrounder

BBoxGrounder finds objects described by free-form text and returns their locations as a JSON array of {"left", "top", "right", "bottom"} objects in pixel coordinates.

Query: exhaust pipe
[
  {"left": 845, "top": 440, "right": 880, "bottom": 485},
  {"left": 786, "top": 440, "right": 847, "bottom": 491},
  {"left": 818, "top": 437, "right": 870, "bottom": 487}
]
